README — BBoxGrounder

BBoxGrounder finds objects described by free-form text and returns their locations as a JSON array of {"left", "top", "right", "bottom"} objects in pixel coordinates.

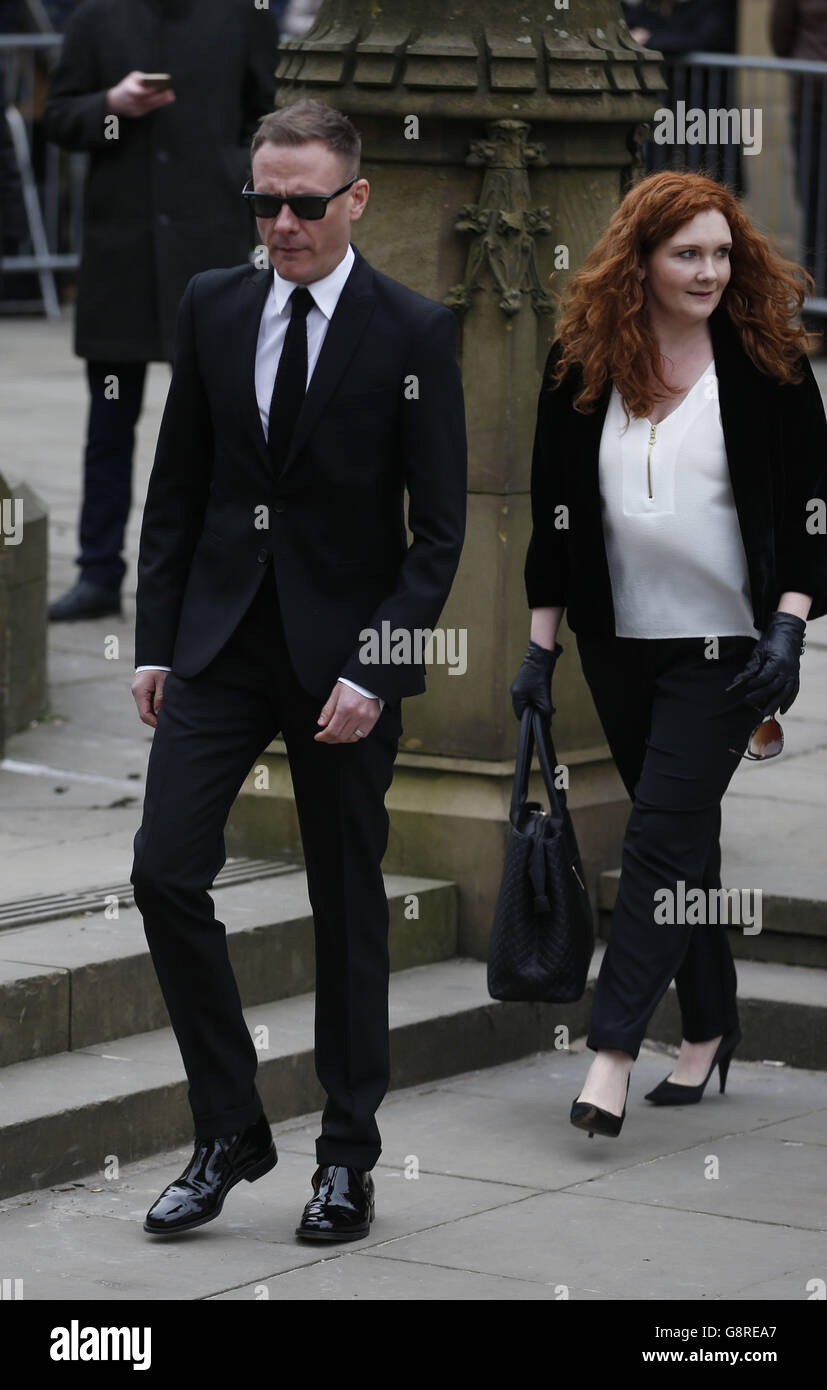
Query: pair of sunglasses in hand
[{"left": 730, "top": 715, "right": 784, "bottom": 761}]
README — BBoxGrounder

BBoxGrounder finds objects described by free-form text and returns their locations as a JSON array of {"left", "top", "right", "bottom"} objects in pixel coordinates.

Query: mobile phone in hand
[{"left": 140, "top": 73, "right": 173, "bottom": 92}]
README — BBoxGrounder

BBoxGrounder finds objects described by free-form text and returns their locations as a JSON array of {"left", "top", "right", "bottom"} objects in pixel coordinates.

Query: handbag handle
[{"left": 510, "top": 707, "right": 565, "bottom": 826}]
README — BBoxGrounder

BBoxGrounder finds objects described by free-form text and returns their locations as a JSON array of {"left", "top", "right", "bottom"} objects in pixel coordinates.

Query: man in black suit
[{"left": 129, "top": 99, "right": 467, "bottom": 1242}]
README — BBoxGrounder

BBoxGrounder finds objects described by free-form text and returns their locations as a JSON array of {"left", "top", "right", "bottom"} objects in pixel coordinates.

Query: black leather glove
[
  {"left": 510, "top": 639, "right": 563, "bottom": 719},
  {"left": 725, "top": 612, "right": 806, "bottom": 717}
]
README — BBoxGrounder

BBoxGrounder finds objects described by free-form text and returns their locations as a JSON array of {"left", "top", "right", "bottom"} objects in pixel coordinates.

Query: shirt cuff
[
  {"left": 135, "top": 665, "right": 172, "bottom": 672},
  {"left": 337, "top": 676, "right": 385, "bottom": 712}
]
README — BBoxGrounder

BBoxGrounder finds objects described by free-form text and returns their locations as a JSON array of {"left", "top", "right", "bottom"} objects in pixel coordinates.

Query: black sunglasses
[{"left": 241, "top": 177, "right": 357, "bottom": 221}]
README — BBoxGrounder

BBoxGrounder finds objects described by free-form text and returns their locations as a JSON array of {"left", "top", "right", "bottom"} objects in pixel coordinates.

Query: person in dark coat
[
  {"left": 42, "top": 0, "right": 279, "bottom": 620},
  {"left": 623, "top": 0, "right": 736, "bottom": 52},
  {"left": 623, "top": 1, "right": 743, "bottom": 194},
  {"left": 771, "top": 0, "right": 827, "bottom": 348},
  {"left": 0, "top": 68, "right": 27, "bottom": 286}
]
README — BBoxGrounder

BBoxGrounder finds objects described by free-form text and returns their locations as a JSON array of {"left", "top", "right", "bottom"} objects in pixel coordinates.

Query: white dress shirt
[
  {"left": 597, "top": 357, "right": 756, "bottom": 638},
  {"left": 137, "top": 241, "right": 383, "bottom": 711}
]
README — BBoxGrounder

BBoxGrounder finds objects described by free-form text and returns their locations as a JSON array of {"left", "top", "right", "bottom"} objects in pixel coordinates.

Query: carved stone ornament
[{"left": 444, "top": 120, "right": 556, "bottom": 318}]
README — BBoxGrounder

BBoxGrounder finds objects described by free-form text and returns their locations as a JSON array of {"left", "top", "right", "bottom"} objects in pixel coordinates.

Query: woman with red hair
[{"left": 511, "top": 170, "right": 827, "bottom": 1136}]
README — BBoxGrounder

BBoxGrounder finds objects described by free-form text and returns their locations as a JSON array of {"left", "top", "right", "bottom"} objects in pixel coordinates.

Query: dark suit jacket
[
  {"left": 134, "top": 244, "right": 467, "bottom": 707},
  {"left": 525, "top": 301, "right": 827, "bottom": 632}
]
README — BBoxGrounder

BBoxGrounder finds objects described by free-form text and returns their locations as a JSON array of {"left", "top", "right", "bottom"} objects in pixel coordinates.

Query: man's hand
[
  {"left": 132, "top": 669, "right": 169, "bottom": 728},
  {"left": 105, "top": 72, "right": 176, "bottom": 118},
  {"left": 629, "top": 27, "right": 651, "bottom": 46},
  {"left": 315, "top": 681, "right": 381, "bottom": 744}
]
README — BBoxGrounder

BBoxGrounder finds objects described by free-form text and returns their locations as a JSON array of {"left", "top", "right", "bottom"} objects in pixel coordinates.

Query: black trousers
[
  {"left": 575, "top": 632, "right": 761, "bottom": 1059},
  {"left": 79, "top": 361, "right": 147, "bottom": 591},
  {"left": 130, "top": 564, "right": 402, "bottom": 1170}
]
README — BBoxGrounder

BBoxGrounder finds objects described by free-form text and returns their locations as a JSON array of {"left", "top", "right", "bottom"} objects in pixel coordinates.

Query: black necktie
[{"left": 267, "top": 284, "right": 314, "bottom": 476}]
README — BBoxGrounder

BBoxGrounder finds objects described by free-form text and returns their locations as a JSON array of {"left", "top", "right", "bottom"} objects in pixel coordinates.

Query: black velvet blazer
[{"left": 524, "top": 301, "right": 827, "bottom": 633}]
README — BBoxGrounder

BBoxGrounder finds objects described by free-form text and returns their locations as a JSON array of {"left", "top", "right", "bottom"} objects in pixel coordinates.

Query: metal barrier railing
[
  {"left": 1, "top": 33, "right": 86, "bottom": 316},
  {"left": 635, "top": 51, "right": 827, "bottom": 318}
]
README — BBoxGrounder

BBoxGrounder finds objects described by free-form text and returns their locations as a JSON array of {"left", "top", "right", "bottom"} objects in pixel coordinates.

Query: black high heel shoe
[
  {"left": 644, "top": 1026, "right": 742, "bottom": 1106},
  {"left": 570, "top": 1075, "right": 630, "bottom": 1138}
]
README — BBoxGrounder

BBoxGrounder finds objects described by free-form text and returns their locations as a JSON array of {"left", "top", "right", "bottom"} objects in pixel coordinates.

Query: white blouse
[{"left": 597, "top": 357, "right": 756, "bottom": 638}]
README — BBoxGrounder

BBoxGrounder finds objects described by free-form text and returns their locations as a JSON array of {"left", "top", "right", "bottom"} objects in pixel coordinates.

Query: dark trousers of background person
[
  {"left": 78, "top": 361, "right": 166, "bottom": 591},
  {"left": 575, "top": 632, "right": 761, "bottom": 1058},
  {"left": 130, "top": 563, "right": 402, "bottom": 1171},
  {"left": 79, "top": 361, "right": 147, "bottom": 591}
]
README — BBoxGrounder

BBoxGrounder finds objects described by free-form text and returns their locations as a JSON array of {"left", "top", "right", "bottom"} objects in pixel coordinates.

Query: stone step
[
  {"left": 0, "top": 855, "right": 298, "bottom": 932},
  {"left": 0, "top": 870, "right": 457, "bottom": 1067},
  {"left": 0, "top": 949, "right": 824, "bottom": 1201},
  {"left": 598, "top": 868, "right": 827, "bottom": 969},
  {"left": 0, "top": 958, "right": 570, "bottom": 1201}
]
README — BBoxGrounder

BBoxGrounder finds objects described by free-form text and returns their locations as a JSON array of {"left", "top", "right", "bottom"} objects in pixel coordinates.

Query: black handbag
[{"left": 487, "top": 707, "right": 594, "bottom": 1003}]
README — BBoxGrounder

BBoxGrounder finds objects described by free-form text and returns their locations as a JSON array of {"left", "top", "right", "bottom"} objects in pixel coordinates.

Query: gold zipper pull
[{"left": 647, "top": 422, "right": 657, "bottom": 499}]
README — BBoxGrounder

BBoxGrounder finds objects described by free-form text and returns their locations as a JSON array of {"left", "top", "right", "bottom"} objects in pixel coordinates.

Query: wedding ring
[{"left": 355, "top": 728, "right": 366, "bottom": 738}]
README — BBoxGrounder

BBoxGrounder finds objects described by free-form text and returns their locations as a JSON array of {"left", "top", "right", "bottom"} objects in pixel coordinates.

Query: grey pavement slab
[
  {"left": 208, "top": 1256, "right": 560, "bottom": 1301},
  {"left": 272, "top": 1043, "right": 827, "bottom": 1186},
  {"left": 0, "top": 1148, "right": 533, "bottom": 1301},
  {"left": 38, "top": 677, "right": 150, "bottom": 744},
  {"left": 752, "top": 1109, "right": 827, "bottom": 1144},
  {"left": 567, "top": 1134, "right": 825, "bottom": 1230},
  {"left": 0, "top": 1047, "right": 824, "bottom": 1301},
  {"left": 357, "top": 1189, "right": 825, "bottom": 1300}
]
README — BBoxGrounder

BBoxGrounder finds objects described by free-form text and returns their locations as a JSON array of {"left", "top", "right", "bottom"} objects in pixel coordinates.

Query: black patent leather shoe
[
  {"left": 295, "top": 1165, "right": 375, "bottom": 1242},
  {"left": 143, "top": 1113, "right": 276, "bottom": 1234},
  {"left": 48, "top": 579, "right": 121, "bottom": 621}
]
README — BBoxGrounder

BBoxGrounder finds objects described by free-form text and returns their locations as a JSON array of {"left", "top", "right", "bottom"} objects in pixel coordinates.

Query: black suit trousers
[
  {"left": 130, "top": 564, "right": 401, "bottom": 1169},
  {"left": 574, "top": 632, "right": 761, "bottom": 1057}
]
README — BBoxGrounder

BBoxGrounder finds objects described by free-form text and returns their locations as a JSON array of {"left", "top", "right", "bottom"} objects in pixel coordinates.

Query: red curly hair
[{"left": 549, "top": 170, "right": 814, "bottom": 420}]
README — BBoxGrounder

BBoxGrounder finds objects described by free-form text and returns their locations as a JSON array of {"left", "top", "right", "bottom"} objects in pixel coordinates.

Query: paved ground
[
  {"left": 1, "top": 1045, "right": 825, "bottom": 1302},
  {"left": 0, "top": 314, "right": 825, "bottom": 1304}
]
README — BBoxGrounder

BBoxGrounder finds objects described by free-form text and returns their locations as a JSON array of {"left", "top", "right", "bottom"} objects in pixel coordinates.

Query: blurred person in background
[
  {"left": 42, "top": 0, "right": 79, "bottom": 26},
  {"left": 0, "top": 0, "right": 41, "bottom": 304},
  {"left": 771, "top": 0, "right": 827, "bottom": 353},
  {"left": 623, "top": 1, "right": 743, "bottom": 194},
  {"left": 42, "top": 0, "right": 279, "bottom": 621},
  {"left": 279, "top": 0, "right": 321, "bottom": 41},
  {"left": 0, "top": 67, "right": 26, "bottom": 288},
  {"left": 624, "top": 0, "right": 737, "bottom": 51}
]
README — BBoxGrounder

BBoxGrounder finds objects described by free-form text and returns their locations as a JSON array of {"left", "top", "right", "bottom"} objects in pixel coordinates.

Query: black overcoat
[
  {"left": 525, "top": 301, "right": 827, "bottom": 632},
  {"left": 42, "top": 0, "right": 278, "bottom": 362}
]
